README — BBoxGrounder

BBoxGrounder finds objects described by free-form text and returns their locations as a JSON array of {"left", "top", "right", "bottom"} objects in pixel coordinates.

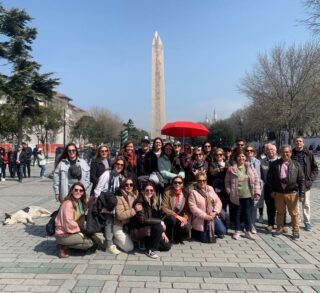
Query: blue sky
[{"left": 4, "top": 0, "right": 313, "bottom": 130}]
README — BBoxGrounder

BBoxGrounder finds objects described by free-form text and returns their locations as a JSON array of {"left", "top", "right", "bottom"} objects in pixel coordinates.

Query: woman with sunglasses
[
  {"left": 245, "top": 145, "right": 263, "bottom": 234},
  {"left": 55, "top": 182, "right": 95, "bottom": 258},
  {"left": 94, "top": 156, "right": 127, "bottom": 255},
  {"left": 53, "top": 143, "right": 90, "bottom": 203},
  {"left": 189, "top": 147, "right": 208, "bottom": 183},
  {"left": 114, "top": 178, "right": 139, "bottom": 252},
  {"left": 225, "top": 150, "right": 260, "bottom": 240},
  {"left": 161, "top": 175, "right": 190, "bottom": 244},
  {"left": 90, "top": 144, "right": 111, "bottom": 196},
  {"left": 132, "top": 182, "right": 170, "bottom": 259},
  {"left": 188, "top": 171, "right": 226, "bottom": 243},
  {"left": 207, "top": 148, "right": 230, "bottom": 212}
]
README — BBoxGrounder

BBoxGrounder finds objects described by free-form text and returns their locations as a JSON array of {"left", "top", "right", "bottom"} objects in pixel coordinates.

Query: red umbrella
[{"left": 161, "top": 121, "right": 209, "bottom": 138}]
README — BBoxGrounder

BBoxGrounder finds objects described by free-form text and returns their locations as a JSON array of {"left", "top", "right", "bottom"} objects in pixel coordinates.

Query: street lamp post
[{"left": 63, "top": 109, "right": 69, "bottom": 147}]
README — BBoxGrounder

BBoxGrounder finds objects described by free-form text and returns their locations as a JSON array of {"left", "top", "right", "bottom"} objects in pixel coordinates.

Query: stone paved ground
[{"left": 0, "top": 163, "right": 320, "bottom": 292}]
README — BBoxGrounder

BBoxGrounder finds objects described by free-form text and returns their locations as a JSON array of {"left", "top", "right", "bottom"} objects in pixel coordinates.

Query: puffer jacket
[
  {"left": 115, "top": 189, "right": 138, "bottom": 226},
  {"left": 188, "top": 185, "right": 222, "bottom": 232},
  {"left": 53, "top": 158, "right": 90, "bottom": 202},
  {"left": 225, "top": 163, "right": 261, "bottom": 205},
  {"left": 161, "top": 187, "right": 189, "bottom": 218}
]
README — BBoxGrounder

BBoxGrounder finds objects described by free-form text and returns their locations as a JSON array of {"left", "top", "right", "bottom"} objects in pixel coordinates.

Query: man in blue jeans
[{"left": 14, "top": 145, "right": 27, "bottom": 182}]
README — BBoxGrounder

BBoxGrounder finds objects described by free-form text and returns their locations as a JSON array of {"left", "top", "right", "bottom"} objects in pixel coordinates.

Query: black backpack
[{"left": 46, "top": 210, "right": 59, "bottom": 236}]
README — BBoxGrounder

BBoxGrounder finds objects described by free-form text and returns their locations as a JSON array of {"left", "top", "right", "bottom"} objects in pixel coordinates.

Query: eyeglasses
[
  {"left": 197, "top": 179, "right": 206, "bottom": 183},
  {"left": 246, "top": 149, "right": 254, "bottom": 153},
  {"left": 173, "top": 144, "right": 181, "bottom": 147},
  {"left": 125, "top": 183, "right": 133, "bottom": 187},
  {"left": 68, "top": 149, "right": 76, "bottom": 153},
  {"left": 173, "top": 181, "right": 183, "bottom": 185},
  {"left": 100, "top": 149, "right": 109, "bottom": 153},
  {"left": 215, "top": 153, "right": 223, "bottom": 156},
  {"left": 145, "top": 189, "right": 154, "bottom": 193},
  {"left": 73, "top": 188, "right": 84, "bottom": 193},
  {"left": 115, "top": 163, "right": 124, "bottom": 166}
]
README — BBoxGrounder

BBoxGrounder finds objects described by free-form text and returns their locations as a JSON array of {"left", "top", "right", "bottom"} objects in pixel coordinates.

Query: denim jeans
[
  {"left": 234, "top": 197, "right": 253, "bottom": 232},
  {"left": 39, "top": 165, "right": 46, "bottom": 177},
  {"left": 192, "top": 217, "right": 227, "bottom": 243},
  {"left": 16, "top": 163, "right": 25, "bottom": 181}
]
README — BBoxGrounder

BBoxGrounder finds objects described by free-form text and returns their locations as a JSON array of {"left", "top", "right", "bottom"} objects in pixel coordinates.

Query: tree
[
  {"left": 0, "top": 5, "right": 59, "bottom": 144},
  {"left": 207, "top": 120, "right": 234, "bottom": 147},
  {"left": 70, "top": 115, "right": 97, "bottom": 144},
  {"left": 32, "top": 106, "right": 63, "bottom": 155},
  {"left": 303, "top": 0, "right": 320, "bottom": 34},
  {"left": 239, "top": 42, "right": 320, "bottom": 144},
  {"left": 123, "top": 118, "right": 149, "bottom": 146}
]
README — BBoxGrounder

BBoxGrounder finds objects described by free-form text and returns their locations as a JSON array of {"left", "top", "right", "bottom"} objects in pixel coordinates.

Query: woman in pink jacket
[
  {"left": 55, "top": 182, "right": 95, "bottom": 258},
  {"left": 188, "top": 171, "right": 226, "bottom": 243},
  {"left": 225, "top": 150, "right": 261, "bottom": 241}
]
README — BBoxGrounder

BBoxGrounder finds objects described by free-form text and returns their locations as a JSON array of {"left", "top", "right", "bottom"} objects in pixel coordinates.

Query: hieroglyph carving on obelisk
[{"left": 151, "top": 31, "right": 166, "bottom": 139}]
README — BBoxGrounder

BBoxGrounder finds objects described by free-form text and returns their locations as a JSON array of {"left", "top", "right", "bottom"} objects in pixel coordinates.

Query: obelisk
[{"left": 151, "top": 31, "right": 166, "bottom": 139}]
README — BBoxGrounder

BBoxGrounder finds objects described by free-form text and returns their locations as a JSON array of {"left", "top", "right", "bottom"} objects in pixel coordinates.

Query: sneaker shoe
[
  {"left": 245, "top": 231, "right": 256, "bottom": 240},
  {"left": 251, "top": 226, "right": 257, "bottom": 234},
  {"left": 265, "top": 225, "right": 273, "bottom": 232},
  {"left": 146, "top": 250, "right": 159, "bottom": 259},
  {"left": 107, "top": 245, "right": 120, "bottom": 255},
  {"left": 282, "top": 226, "right": 289, "bottom": 234},
  {"left": 232, "top": 231, "right": 240, "bottom": 240},
  {"left": 1, "top": 178, "right": 5, "bottom": 182},
  {"left": 258, "top": 215, "right": 264, "bottom": 223},
  {"left": 305, "top": 223, "right": 312, "bottom": 232},
  {"left": 292, "top": 233, "right": 300, "bottom": 240}
]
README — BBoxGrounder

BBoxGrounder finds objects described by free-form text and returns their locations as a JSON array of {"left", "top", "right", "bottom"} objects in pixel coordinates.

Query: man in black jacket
[
  {"left": 267, "top": 145, "right": 305, "bottom": 240},
  {"left": 292, "top": 136, "right": 318, "bottom": 232},
  {"left": 22, "top": 142, "right": 32, "bottom": 178}
]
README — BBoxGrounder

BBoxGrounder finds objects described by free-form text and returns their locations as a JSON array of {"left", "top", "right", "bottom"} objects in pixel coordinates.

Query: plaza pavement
[{"left": 0, "top": 163, "right": 320, "bottom": 292}]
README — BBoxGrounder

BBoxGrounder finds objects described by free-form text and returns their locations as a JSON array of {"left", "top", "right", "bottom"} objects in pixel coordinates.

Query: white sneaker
[
  {"left": 146, "top": 250, "right": 159, "bottom": 259},
  {"left": 1, "top": 178, "right": 4, "bottom": 181},
  {"left": 251, "top": 226, "right": 257, "bottom": 234},
  {"left": 107, "top": 245, "right": 120, "bottom": 255}
]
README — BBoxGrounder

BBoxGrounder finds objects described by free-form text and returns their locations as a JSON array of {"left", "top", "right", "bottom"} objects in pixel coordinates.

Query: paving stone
[
  {"left": 131, "top": 289, "right": 159, "bottom": 293},
  {"left": 72, "top": 287, "right": 87, "bottom": 293},
  {"left": 160, "top": 271, "right": 185, "bottom": 277},
  {"left": 255, "top": 284, "right": 285, "bottom": 291},
  {"left": 76, "top": 279, "right": 105, "bottom": 287}
]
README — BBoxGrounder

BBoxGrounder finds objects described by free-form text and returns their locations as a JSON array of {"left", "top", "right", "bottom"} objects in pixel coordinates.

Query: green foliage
[
  {"left": 123, "top": 119, "right": 149, "bottom": 146},
  {"left": 208, "top": 120, "right": 234, "bottom": 147},
  {"left": 0, "top": 4, "right": 59, "bottom": 144},
  {"left": 71, "top": 115, "right": 96, "bottom": 143}
]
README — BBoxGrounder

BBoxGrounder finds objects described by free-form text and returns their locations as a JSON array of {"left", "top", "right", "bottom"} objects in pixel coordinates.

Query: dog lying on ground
[{"left": 3, "top": 206, "right": 51, "bottom": 225}]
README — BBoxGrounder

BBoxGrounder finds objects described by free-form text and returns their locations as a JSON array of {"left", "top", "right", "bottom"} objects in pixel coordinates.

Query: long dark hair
[
  {"left": 152, "top": 137, "right": 164, "bottom": 152},
  {"left": 120, "top": 177, "right": 137, "bottom": 194},
  {"left": 55, "top": 143, "right": 79, "bottom": 168},
  {"left": 162, "top": 142, "right": 175, "bottom": 162},
  {"left": 64, "top": 182, "right": 88, "bottom": 209},
  {"left": 111, "top": 156, "right": 127, "bottom": 177}
]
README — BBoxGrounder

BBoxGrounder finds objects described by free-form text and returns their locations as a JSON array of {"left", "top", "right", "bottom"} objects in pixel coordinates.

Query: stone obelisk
[{"left": 151, "top": 31, "right": 166, "bottom": 139}]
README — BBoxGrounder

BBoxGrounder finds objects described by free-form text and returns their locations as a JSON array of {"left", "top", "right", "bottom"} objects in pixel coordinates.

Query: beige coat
[{"left": 115, "top": 190, "right": 138, "bottom": 226}]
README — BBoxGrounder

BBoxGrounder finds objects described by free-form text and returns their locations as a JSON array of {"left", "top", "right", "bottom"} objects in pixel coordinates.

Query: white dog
[{"left": 3, "top": 206, "right": 51, "bottom": 225}]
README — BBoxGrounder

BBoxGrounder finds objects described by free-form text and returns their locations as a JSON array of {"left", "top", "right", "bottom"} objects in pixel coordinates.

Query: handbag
[{"left": 130, "top": 226, "right": 151, "bottom": 241}]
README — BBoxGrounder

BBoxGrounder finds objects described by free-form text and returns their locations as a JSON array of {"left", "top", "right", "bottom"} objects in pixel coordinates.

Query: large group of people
[{"left": 52, "top": 136, "right": 318, "bottom": 259}]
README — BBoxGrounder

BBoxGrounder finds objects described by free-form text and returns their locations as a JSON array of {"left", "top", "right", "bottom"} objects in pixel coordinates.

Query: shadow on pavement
[
  {"left": 24, "top": 224, "right": 47, "bottom": 238},
  {"left": 34, "top": 239, "right": 57, "bottom": 256}
]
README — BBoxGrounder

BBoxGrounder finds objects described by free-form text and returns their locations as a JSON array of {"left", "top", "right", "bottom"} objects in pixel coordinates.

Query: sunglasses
[
  {"left": 73, "top": 188, "right": 84, "bottom": 193},
  {"left": 246, "top": 149, "right": 254, "bottom": 153},
  {"left": 173, "top": 181, "right": 183, "bottom": 185},
  {"left": 100, "top": 149, "right": 109, "bottom": 153},
  {"left": 204, "top": 145, "right": 211, "bottom": 148},
  {"left": 116, "top": 163, "right": 124, "bottom": 166},
  {"left": 195, "top": 154, "right": 202, "bottom": 156},
  {"left": 173, "top": 144, "right": 181, "bottom": 147},
  {"left": 145, "top": 189, "right": 154, "bottom": 193},
  {"left": 197, "top": 179, "right": 206, "bottom": 183},
  {"left": 125, "top": 183, "right": 133, "bottom": 187},
  {"left": 215, "top": 153, "right": 223, "bottom": 156},
  {"left": 68, "top": 149, "right": 76, "bottom": 153},
  {"left": 184, "top": 147, "right": 191, "bottom": 150},
  {"left": 237, "top": 144, "right": 244, "bottom": 147}
]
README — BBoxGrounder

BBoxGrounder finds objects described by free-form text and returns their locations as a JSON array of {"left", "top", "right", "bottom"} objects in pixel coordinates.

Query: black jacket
[
  {"left": 90, "top": 157, "right": 110, "bottom": 195},
  {"left": 267, "top": 159, "right": 305, "bottom": 197},
  {"left": 144, "top": 151, "right": 159, "bottom": 175},
  {"left": 131, "top": 194, "right": 162, "bottom": 227},
  {"left": 14, "top": 150, "right": 27, "bottom": 164},
  {"left": 292, "top": 148, "right": 318, "bottom": 190}
]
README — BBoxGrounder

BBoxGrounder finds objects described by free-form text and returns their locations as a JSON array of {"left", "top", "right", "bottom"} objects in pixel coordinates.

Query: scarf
[
  {"left": 127, "top": 152, "right": 135, "bottom": 167},
  {"left": 74, "top": 200, "right": 84, "bottom": 221},
  {"left": 193, "top": 160, "right": 205, "bottom": 170},
  {"left": 173, "top": 189, "right": 184, "bottom": 212}
]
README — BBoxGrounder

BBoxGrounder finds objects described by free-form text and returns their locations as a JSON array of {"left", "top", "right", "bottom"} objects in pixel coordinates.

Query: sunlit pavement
[{"left": 0, "top": 163, "right": 320, "bottom": 292}]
